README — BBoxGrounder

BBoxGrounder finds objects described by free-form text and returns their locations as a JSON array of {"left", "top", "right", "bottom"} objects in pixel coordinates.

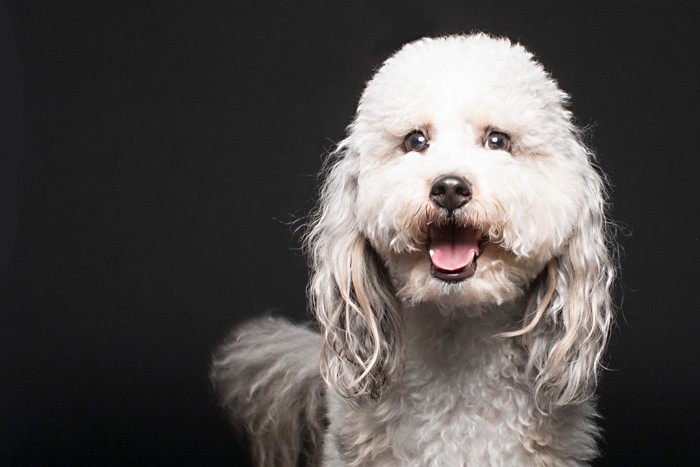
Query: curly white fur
[{"left": 212, "top": 34, "right": 615, "bottom": 466}]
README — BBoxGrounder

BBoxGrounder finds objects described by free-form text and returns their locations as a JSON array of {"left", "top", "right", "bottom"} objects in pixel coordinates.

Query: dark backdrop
[{"left": 2, "top": 1, "right": 699, "bottom": 465}]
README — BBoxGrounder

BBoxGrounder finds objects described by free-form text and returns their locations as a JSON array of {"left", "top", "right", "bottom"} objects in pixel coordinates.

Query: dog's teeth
[{"left": 429, "top": 249, "right": 435, "bottom": 257}]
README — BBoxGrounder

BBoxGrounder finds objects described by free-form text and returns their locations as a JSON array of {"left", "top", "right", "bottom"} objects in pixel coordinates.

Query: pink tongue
[{"left": 429, "top": 225, "right": 480, "bottom": 272}]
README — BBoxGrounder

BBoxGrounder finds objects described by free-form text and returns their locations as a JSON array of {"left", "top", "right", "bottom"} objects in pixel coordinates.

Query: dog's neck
[
  {"left": 400, "top": 299, "right": 525, "bottom": 375},
  {"left": 404, "top": 299, "right": 523, "bottom": 335}
]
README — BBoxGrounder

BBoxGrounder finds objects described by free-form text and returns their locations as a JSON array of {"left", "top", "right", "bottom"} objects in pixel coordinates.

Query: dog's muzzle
[{"left": 427, "top": 175, "right": 483, "bottom": 282}]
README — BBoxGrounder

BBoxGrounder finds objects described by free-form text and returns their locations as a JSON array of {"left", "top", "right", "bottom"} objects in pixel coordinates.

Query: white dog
[{"left": 212, "top": 34, "right": 615, "bottom": 466}]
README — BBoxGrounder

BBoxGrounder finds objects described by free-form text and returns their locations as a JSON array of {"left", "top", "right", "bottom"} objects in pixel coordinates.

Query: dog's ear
[
  {"left": 508, "top": 139, "right": 616, "bottom": 409},
  {"left": 305, "top": 138, "right": 402, "bottom": 401}
]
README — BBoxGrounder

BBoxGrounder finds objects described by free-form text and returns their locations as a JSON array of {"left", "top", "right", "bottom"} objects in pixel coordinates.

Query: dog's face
[
  {"left": 308, "top": 34, "right": 613, "bottom": 403},
  {"left": 350, "top": 35, "right": 592, "bottom": 308}
]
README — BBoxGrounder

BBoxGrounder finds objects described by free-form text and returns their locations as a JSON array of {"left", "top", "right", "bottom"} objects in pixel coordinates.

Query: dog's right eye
[{"left": 404, "top": 130, "right": 429, "bottom": 152}]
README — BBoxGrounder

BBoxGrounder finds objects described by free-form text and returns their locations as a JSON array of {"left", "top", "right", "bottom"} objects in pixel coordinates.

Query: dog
[{"left": 211, "top": 33, "right": 615, "bottom": 466}]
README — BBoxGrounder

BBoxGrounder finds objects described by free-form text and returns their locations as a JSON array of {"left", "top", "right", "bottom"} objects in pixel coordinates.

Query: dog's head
[{"left": 306, "top": 34, "right": 615, "bottom": 407}]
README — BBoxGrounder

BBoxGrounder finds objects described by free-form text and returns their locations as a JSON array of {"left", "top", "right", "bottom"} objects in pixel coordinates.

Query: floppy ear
[
  {"left": 505, "top": 139, "right": 615, "bottom": 409},
  {"left": 305, "top": 138, "right": 402, "bottom": 401}
]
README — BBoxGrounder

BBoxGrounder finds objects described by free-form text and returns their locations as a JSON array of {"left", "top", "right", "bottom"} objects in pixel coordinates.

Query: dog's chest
[
  {"left": 330, "top": 337, "right": 538, "bottom": 466},
  {"left": 393, "top": 346, "right": 531, "bottom": 464}
]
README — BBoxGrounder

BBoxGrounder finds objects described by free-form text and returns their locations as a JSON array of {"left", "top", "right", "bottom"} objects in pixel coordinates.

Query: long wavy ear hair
[
  {"left": 304, "top": 136, "right": 402, "bottom": 402},
  {"left": 501, "top": 135, "right": 616, "bottom": 410}
]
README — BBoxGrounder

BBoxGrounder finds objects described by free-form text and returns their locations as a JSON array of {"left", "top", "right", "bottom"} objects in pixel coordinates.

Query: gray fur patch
[{"left": 211, "top": 317, "right": 325, "bottom": 467}]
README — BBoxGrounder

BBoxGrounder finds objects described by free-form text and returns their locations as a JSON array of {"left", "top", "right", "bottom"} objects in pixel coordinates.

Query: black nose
[{"left": 430, "top": 176, "right": 472, "bottom": 211}]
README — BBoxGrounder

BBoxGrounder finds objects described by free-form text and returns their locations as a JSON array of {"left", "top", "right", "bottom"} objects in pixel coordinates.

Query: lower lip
[{"left": 431, "top": 262, "right": 477, "bottom": 283}]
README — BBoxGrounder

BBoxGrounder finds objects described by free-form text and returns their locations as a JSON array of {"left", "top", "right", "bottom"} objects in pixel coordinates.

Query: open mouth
[{"left": 428, "top": 222, "right": 488, "bottom": 283}]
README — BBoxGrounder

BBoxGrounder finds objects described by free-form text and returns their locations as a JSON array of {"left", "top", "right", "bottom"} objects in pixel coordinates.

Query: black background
[{"left": 2, "top": 1, "right": 699, "bottom": 465}]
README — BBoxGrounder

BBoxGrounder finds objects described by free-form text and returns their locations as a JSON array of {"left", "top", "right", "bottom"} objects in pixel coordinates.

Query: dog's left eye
[
  {"left": 404, "top": 130, "right": 429, "bottom": 152},
  {"left": 485, "top": 131, "right": 512, "bottom": 152}
]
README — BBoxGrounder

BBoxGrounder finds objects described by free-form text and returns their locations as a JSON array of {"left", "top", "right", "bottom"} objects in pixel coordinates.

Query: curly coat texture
[{"left": 211, "top": 34, "right": 615, "bottom": 466}]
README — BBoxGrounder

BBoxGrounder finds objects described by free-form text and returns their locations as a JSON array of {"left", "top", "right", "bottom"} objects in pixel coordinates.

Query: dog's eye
[
  {"left": 404, "top": 130, "right": 429, "bottom": 152},
  {"left": 485, "top": 131, "right": 511, "bottom": 152}
]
